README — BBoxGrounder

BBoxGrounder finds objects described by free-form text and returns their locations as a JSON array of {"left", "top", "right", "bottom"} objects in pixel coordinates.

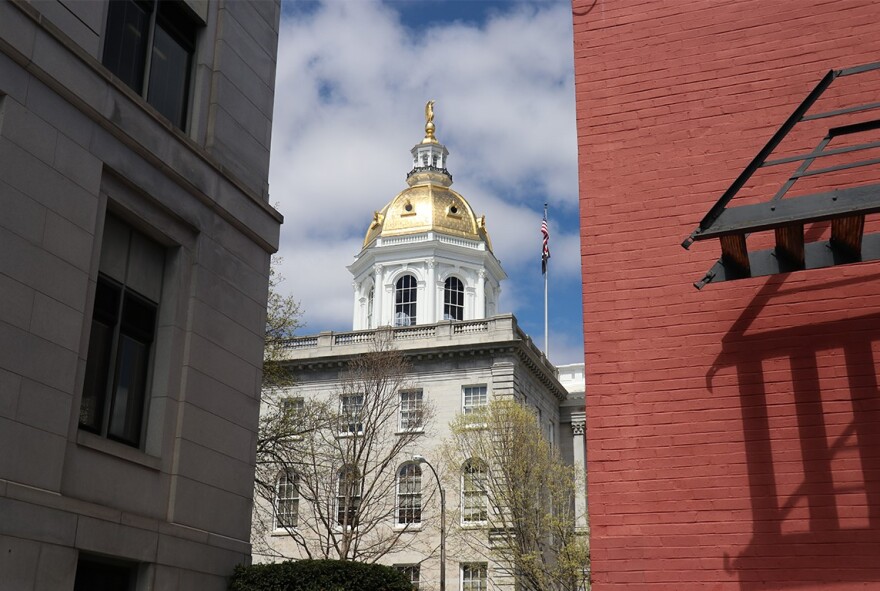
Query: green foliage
[
  {"left": 229, "top": 560, "right": 413, "bottom": 591},
  {"left": 263, "top": 256, "right": 303, "bottom": 393},
  {"left": 443, "top": 399, "right": 590, "bottom": 591}
]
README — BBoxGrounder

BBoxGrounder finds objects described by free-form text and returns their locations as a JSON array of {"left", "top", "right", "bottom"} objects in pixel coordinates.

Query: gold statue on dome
[{"left": 423, "top": 100, "right": 437, "bottom": 143}]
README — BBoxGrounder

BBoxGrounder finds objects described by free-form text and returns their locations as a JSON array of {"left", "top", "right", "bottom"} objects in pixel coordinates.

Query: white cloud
[{"left": 269, "top": 0, "right": 581, "bottom": 341}]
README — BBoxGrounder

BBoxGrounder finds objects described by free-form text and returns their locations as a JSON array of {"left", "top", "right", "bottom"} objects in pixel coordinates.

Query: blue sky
[{"left": 270, "top": 0, "right": 584, "bottom": 364}]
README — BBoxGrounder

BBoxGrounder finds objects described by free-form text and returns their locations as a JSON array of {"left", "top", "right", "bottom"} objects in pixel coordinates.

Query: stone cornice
[{"left": 275, "top": 315, "right": 567, "bottom": 401}]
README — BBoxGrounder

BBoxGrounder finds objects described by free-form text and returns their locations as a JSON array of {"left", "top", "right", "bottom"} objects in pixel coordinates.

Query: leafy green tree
[{"left": 443, "top": 399, "right": 590, "bottom": 591}]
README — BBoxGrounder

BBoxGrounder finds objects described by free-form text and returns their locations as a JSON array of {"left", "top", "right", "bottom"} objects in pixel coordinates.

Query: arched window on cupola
[
  {"left": 394, "top": 275, "right": 417, "bottom": 326},
  {"left": 443, "top": 277, "right": 465, "bottom": 321}
]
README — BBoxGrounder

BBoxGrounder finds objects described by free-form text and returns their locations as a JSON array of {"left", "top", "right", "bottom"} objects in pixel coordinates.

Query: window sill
[
  {"left": 76, "top": 430, "right": 161, "bottom": 471},
  {"left": 394, "top": 523, "right": 423, "bottom": 532},
  {"left": 461, "top": 521, "right": 488, "bottom": 529},
  {"left": 395, "top": 428, "right": 424, "bottom": 436},
  {"left": 336, "top": 432, "right": 364, "bottom": 439},
  {"left": 271, "top": 528, "right": 298, "bottom": 537}
]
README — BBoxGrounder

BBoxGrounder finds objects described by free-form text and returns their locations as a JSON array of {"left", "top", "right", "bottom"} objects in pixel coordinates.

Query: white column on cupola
[
  {"left": 476, "top": 269, "right": 487, "bottom": 319},
  {"left": 352, "top": 281, "right": 361, "bottom": 328},
  {"left": 426, "top": 259, "right": 437, "bottom": 324},
  {"left": 373, "top": 264, "right": 384, "bottom": 327}
]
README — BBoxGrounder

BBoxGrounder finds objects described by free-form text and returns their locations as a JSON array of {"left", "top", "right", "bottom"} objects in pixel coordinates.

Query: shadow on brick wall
[{"left": 708, "top": 268, "right": 880, "bottom": 590}]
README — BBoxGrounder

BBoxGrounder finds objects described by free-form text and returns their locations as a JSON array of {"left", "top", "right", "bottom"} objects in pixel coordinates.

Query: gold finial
[{"left": 423, "top": 100, "right": 437, "bottom": 143}]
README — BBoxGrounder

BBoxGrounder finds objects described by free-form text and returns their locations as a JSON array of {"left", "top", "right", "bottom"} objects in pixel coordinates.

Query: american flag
[{"left": 541, "top": 210, "right": 550, "bottom": 275}]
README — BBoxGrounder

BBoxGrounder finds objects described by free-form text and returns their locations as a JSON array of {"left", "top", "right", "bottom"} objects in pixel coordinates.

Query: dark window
[
  {"left": 340, "top": 394, "right": 364, "bottom": 435},
  {"left": 74, "top": 555, "right": 138, "bottom": 591},
  {"left": 337, "top": 465, "right": 361, "bottom": 527},
  {"left": 103, "top": 0, "right": 196, "bottom": 128},
  {"left": 443, "top": 276, "right": 464, "bottom": 321},
  {"left": 79, "top": 214, "right": 164, "bottom": 448},
  {"left": 394, "top": 275, "right": 417, "bottom": 326}
]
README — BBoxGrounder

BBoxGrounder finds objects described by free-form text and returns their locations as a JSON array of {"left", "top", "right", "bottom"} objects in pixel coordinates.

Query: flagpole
[{"left": 544, "top": 203, "right": 549, "bottom": 360}]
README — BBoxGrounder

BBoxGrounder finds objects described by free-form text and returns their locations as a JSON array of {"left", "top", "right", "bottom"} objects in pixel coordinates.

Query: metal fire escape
[{"left": 683, "top": 62, "right": 880, "bottom": 289}]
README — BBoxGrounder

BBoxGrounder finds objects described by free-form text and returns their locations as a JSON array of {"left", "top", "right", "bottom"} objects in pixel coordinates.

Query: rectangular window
[
  {"left": 395, "top": 564, "right": 420, "bottom": 590},
  {"left": 103, "top": 0, "right": 197, "bottom": 129},
  {"left": 399, "top": 390, "right": 424, "bottom": 431},
  {"left": 462, "top": 385, "right": 487, "bottom": 415},
  {"left": 397, "top": 463, "right": 422, "bottom": 525},
  {"left": 461, "top": 563, "right": 487, "bottom": 591},
  {"left": 80, "top": 213, "right": 164, "bottom": 448},
  {"left": 340, "top": 394, "right": 364, "bottom": 435},
  {"left": 274, "top": 471, "right": 299, "bottom": 529},
  {"left": 462, "top": 460, "right": 488, "bottom": 524},
  {"left": 337, "top": 466, "right": 361, "bottom": 527}
]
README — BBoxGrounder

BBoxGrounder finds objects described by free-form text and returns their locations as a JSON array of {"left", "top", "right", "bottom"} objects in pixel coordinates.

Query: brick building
[
  {"left": 0, "top": 1, "right": 281, "bottom": 588},
  {"left": 572, "top": 1, "right": 880, "bottom": 589}
]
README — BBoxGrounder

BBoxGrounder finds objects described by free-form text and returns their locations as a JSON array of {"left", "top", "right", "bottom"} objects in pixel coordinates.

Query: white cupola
[{"left": 348, "top": 102, "right": 506, "bottom": 330}]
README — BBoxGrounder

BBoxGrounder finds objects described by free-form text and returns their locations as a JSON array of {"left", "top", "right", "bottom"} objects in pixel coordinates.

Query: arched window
[
  {"left": 443, "top": 277, "right": 464, "bottom": 321},
  {"left": 337, "top": 465, "right": 361, "bottom": 527},
  {"left": 274, "top": 471, "right": 298, "bottom": 529},
  {"left": 461, "top": 458, "right": 488, "bottom": 524},
  {"left": 394, "top": 275, "right": 417, "bottom": 326},
  {"left": 397, "top": 463, "right": 422, "bottom": 525}
]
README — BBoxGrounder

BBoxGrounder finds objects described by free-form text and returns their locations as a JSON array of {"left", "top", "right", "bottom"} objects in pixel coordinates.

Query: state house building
[{"left": 255, "top": 115, "right": 588, "bottom": 591}]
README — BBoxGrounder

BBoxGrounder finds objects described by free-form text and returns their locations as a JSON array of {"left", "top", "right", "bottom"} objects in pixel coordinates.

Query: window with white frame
[
  {"left": 461, "top": 562, "right": 487, "bottom": 591},
  {"left": 336, "top": 465, "right": 361, "bottom": 527},
  {"left": 399, "top": 390, "right": 424, "bottom": 431},
  {"left": 396, "top": 463, "right": 422, "bottom": 525},
  {"left": 394, "top": 564, "right": 420, "bottom": 590},
  {"left": 79, "top": 213, "right": 164, "bottom": 448},
  {"left": 102, "top": 0, "right": 198, "bottom": 129},
  {"left": 274, "top": 471, "right": 298, "bottom": 529},
  {"left": 443, "top": 276, "right": 464, "bottom": 321},
  {"left": 461, "top": 459, "right": 488, "bottom": 524},
  {"left": 340, "top": 394, "right": 364, "bottom": 435},
  {"left": 462, "top": 385, "right": 487, "bottom": 415},
  {"left": 394, "top": 275, "right": 417, "bottom": 326}
]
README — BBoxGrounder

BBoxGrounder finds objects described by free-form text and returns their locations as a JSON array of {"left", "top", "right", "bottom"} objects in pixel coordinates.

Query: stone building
[
  {"left": 256, "top": 117, "right": 587, "bottom": 590},
  {"left": 0, "top": 1, "right": 281, "bottom": 588}
]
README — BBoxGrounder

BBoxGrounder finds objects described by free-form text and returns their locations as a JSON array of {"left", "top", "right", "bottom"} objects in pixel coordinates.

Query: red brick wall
[{"left": 573, "top": 2, "right": 880, "bottom": 589}]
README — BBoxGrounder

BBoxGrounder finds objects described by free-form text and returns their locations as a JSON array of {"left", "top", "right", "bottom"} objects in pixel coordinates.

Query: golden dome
[
  {"left": 363, "top": 181, "right": 493, "bottom": 251},
  {"left": 363, "top": 102, "right": 493, "bottom": 251}
]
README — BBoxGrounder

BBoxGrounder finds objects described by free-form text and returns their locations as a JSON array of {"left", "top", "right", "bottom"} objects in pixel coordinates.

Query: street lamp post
[{"left": 413, "top": 454, "right": 445, "bottom": 591}]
